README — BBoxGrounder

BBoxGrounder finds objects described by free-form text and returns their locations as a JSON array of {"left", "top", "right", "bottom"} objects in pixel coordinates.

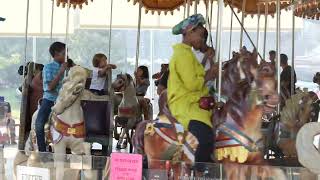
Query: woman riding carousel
[{"left": 168, "top": 14, "right": 218, "bottom": 171}]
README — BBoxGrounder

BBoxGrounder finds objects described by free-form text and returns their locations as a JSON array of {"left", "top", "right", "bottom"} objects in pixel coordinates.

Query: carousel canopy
[
  {"left": 227, "top": 0, "right": 291, "bottom": 16},
  {"left": 127, "top": 0, "right": 186, "bottom": 15},
  {"left": 294, "top": 0, "right": 320, "bottom": 20},
  {"left": 0, "top": 0, "right": 301, "bottom": 36},
  {"left": 127, "top": 0, "right": 291, "bottom": 16},
  {"left": 56, "top": 0, "right": 93, "bottom": 9}
]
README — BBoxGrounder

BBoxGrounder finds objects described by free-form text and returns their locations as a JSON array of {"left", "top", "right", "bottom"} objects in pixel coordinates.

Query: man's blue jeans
[{"left": 35, "top": 98, "right": 54, "bottom": 152}]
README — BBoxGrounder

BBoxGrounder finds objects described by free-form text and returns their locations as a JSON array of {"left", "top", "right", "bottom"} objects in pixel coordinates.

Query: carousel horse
[
  {"left": 214, "top": 51, "right": 286, "bottom": 180},
  {"left": 295, "top": 72, "right": 320, "bottom": 176},
  {"left": 134, "top": 91, "right": 199, "bottom": 179},
  {"left": 50, "top": 66, "right": 96, "bottom": 180},
  {"left": 18, "top": 62, "right": 44, "bottom": 151},
  {"left": 112, "top": 73, "right": 142, "bottom": 151},
  {"left": 277, "top": 89, "right": 319, "bottom": 158},
  {"left": 14, "top": 66, "right": 95, "bottom": 180},
  {"left": 134, "top": 49, "right": 285, "bottom": 179},
  {"left": 296, "top": 122, "right": 320, "bottom": 175}
]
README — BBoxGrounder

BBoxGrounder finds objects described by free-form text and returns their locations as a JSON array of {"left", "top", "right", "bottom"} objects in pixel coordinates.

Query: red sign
[{"left": 110, "top": 152, "right": 143, "bottom": 180}]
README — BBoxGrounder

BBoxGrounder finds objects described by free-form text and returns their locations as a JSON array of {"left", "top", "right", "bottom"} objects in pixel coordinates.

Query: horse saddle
[
  {"left": 145, "top": 116, "right": 195, "bottom": 162},
  {"left": 118, "top": 106, "right": 136, "bottom": 117},
  {"left": 216, "top": 117, "right": 263, "bottom": 152},
  {"left": 51, "top": 115, "right": 85, "bottom": 143}
]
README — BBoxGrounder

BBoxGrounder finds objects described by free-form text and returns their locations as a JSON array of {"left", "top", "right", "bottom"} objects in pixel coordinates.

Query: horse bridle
[{"left": 115, "top": 74, "right": 129, "bottom": 91}]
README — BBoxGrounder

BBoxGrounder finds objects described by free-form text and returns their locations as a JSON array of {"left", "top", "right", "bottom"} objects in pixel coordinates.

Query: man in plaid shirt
[{"left": 35, "top": 42, "right": 68, "bottom": 152}]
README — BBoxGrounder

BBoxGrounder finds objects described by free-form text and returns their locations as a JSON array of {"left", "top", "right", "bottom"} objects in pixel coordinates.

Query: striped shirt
[{"left": 43, "top": 60, "right": 64, "bottom": 102}]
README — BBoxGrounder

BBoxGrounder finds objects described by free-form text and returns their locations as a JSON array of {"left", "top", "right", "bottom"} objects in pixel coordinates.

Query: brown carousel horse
[
  {"left": 134, "top": 49, "right": 285, "bottom": 179},
  {"left": 214, "top": 51, "right": 286, "bottom": 179},
  {"left": 134, "top": 91, "right": 199, "bottom": 178}
]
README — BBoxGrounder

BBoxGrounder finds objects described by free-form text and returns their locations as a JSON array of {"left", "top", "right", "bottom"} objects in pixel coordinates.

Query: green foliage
[{"left": 0, "top": 88, "right": 20, "bottom": 121}]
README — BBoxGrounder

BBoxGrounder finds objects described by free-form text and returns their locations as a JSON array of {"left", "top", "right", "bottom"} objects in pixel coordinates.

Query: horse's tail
[{"left": 133, "top": 120, "right": 151, "bottom": 154}]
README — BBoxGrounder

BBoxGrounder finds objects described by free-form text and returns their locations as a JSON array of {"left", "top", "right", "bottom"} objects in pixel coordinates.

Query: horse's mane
[
  {"left": 66, "top": 66, "right": 88, "bottom": 82},
  {"left": 219, "top": 52, "right": 260, "bottom": 127}
]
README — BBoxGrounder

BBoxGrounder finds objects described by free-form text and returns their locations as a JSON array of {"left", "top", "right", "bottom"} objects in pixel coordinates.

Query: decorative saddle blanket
[
  {"left": 51, "top": 115, "right": 85, "bottom": 144},
  {"left": 144, "top": 115, "right": 196, "bottom": 163}
]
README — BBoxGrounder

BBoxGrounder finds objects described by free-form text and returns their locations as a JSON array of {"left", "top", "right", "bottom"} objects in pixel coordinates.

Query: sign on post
[
  {"left": 110, "top": 152, "right": 142, "bottom": 180},
  {"left": 17, "top": 166, "right": 50, "bottom": 180}
]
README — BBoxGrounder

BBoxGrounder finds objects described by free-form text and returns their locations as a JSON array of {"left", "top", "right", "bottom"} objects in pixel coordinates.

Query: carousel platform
[{"left": 1, "top": 143, "right": 319, "bottom": 180}]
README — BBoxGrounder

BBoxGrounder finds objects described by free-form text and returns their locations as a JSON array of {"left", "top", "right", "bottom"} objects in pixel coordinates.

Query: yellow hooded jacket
[{"left": 168, "top": 43, "right": 212, "bottom": 129}]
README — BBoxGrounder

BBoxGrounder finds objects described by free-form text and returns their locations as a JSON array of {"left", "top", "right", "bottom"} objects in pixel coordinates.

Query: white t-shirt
[
  {"left": 192, "top": 49, "right": 211, "bottom": 71},
  {"left": 89, "top": 67, "right": 106, "bottom": 90}
]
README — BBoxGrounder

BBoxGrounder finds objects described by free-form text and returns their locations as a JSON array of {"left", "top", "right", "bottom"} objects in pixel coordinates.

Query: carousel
[{"left": 1, "top": 0, "right": 319, "bottom": 179}]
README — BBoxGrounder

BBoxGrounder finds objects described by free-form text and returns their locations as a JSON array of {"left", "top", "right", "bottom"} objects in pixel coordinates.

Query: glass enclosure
[{"left": 1, "top": 147, "right": 318, "bottom": 180}]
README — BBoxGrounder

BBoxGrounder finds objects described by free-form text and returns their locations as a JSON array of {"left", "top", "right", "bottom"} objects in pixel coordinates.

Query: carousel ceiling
[
  {"left": 227, "top": 0, "right": 291, "bottom": 17},
  {"left": 56, "top": 0, "right": 93, "bottom": 9},
  {"left": 127, "top": 0, "right": 191, "bottom": 15},
  {"left": 294, "top": 0, "right": 320, "bottom": 20},
  {"left": 127, "top": 0, "right": 291, "bottom": 16}
]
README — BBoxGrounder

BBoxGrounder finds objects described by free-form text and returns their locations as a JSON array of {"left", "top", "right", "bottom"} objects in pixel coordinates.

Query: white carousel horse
[
  {"left": 296, "top": 122, "right": 320, "bottom": 175},
  {"left": 14, "top": 66, "right": 94, "bottom": 180},
  {"left": 112, "top": 73, "right": 142, "bottom": 150},
  {"left": 50, "top": 66, "right": 95, "bottom": 180}
]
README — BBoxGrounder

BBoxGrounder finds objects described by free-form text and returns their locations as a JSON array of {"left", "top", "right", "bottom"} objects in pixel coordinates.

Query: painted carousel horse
[
  {"left": 277, "top": 89, "right": 319, "bottom": 158},
  {"left": 214, "top": 52, "right": 285, "bottom": 180},
  {"left": 49, "top": 66, "right": 96, "bottom": 180},
  {"left": 112, "top": 73, "right": 142, "bottom": 151},
  {"left": 134, "top": 49, "right": 285, "bottom": 179},
  {"left": 295, "top": 72, "right": 320, "bottom": 176},
  {"left": 14, "top": 66, "right": 96, "bottom": 180},
  {"left": 134, "top": 90, "right": 199, "bottom": 179},
  {"left": 18, "top": 62, "right": 44, "bottom": 151},
  {"left": 296, "top": 122, "right": 320, "bottom": 175}
]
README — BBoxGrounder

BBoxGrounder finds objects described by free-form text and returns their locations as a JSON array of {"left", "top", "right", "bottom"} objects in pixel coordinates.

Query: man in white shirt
[
  {"left": 192, "top": 28, "right": 215, "bottom": 72},
  {"left": 192, "top": 28, "right": 217, "bottom": 96}
]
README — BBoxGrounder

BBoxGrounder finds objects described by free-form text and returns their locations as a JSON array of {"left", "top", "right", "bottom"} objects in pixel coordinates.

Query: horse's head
[
  {"left": 222, "top": 49, "right": 258, "bottom": 97},
  {"left": 256, "top": 63, "right": 279, "bottom": 113},
  {"left": 112, "top": 73, "right": 133, "bottom": 92},
  {"left": 52, "top": 66, "right": 88, "bottom": 115},
  {"left": 218, "top": 50, "right": 278, "bottom": 129}
]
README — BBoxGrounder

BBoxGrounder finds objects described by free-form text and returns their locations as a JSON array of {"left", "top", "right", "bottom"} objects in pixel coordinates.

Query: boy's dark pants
[
  {"left": 188, "top": 120, "right": 214, "bottom": 172},
  {"left": 35, "top": 98, "right": 54, "bottom": 152}
]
